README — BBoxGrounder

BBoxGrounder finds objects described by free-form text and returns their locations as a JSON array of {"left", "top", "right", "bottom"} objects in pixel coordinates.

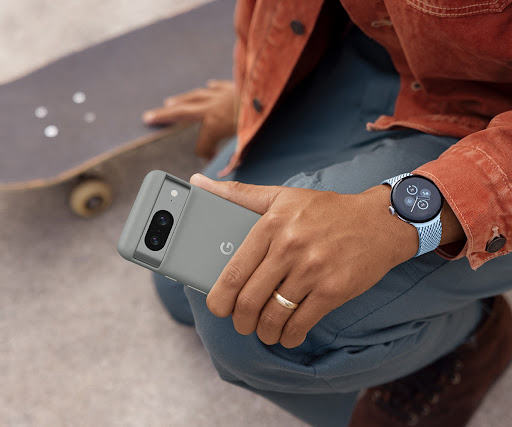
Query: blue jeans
[{"left": 154, "top": 28, "right": 512, "bottom": 426}]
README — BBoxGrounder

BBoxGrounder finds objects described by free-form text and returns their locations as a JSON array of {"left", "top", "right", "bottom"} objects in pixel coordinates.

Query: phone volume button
[{"left": 165, "top": 276, "right": 177, "bottom": 282}]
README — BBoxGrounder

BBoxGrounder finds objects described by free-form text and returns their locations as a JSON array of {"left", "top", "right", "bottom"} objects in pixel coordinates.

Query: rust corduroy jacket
[{"left": 224, "top": 0, "right": 512, "bottom": 270}]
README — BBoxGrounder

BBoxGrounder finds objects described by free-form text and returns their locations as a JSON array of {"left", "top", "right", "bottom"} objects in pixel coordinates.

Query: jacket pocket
[{"left": 404, "top": 0, "right": 512, "bottom": 17}]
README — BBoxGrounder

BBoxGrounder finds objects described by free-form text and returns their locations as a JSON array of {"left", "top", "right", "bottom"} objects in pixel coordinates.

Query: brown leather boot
[{"left": 349, "top": 295, "right": 512, "bottom": 427}]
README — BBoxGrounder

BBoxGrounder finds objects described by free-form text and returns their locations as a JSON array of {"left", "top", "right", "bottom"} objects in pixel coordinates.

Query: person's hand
[
  {"left": 142, "top": 80, "right": 237, "bottom": 160},
  {"left": 189, "top": 173, "right": 420, "bottom": 348}
]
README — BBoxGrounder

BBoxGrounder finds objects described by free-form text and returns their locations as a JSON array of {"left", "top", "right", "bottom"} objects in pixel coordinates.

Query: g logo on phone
[{"left": 220, "top": 241, "right": 234, "bottom": 256}]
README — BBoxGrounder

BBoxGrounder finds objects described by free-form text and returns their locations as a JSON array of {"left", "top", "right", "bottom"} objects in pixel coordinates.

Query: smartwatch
[{"left": 382, "top": 173, "right": 444, "bottom": 257}]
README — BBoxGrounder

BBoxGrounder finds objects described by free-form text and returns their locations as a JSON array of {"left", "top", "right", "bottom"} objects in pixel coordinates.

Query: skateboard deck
[{"left": 0, "top": 0, "right": 236, "bottom": 215}]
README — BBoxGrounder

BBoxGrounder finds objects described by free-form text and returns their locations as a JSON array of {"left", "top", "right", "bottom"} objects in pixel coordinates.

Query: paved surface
[
  {"left": 1, "top": 1, "right": 511, "bottom": 426},
  {"left": 0, "top": 0, "right": 214, "bottom": 85}
]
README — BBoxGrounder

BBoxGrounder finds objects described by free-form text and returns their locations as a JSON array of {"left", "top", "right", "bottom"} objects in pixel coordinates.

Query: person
[{"left": 142, "top": 1, "right": 512, "bottom": 426}]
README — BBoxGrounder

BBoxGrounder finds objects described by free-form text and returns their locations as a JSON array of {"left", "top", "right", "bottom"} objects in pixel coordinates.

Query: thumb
[{"left": 190, "top": 173, "right": 282, "bottom": 214}]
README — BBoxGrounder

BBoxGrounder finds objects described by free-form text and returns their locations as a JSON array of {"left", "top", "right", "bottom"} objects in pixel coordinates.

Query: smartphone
[{"left": 118, "top": 170, "right": 261, "bottom": 294}]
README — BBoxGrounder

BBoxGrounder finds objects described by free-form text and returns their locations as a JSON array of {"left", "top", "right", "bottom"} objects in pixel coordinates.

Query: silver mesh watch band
[
  {"left": 383, "top": 172, "right": 412, "bottom": 188},
  {"left": 416, "top": 220, "right": 443, "bottom": 257},
  {"left": 382, "top": 173, "right": 443, "bottom": 257}
]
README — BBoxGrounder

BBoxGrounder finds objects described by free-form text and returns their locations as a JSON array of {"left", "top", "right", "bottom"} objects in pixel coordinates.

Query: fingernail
[
  {"left": 190, "top": 173, "right": 209, "bottom": 185},
  {"left": 143, "top": 111, "right": 155, "bottom": 123}
]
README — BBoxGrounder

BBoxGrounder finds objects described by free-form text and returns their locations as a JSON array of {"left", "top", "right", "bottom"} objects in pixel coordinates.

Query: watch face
[{"left": 391, "top": 176, "right": 443, "bottom": 223}]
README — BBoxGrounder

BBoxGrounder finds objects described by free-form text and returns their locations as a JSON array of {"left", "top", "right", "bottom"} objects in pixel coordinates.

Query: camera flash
[{"left": 171, "top": 190, "right": 178, "bottom": 197}]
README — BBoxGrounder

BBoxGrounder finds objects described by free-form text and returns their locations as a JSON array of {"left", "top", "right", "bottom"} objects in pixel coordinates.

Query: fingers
[
  {"left": 143, "top": 88, "right": 214, "bottom": 125},
  {"left": 142, "top": 81, "right": 236, "bottom": 159},
  {"left": 163, "top": 88, "right": 211, "bottom": 106},
  {"left": 207, "top": 79, "right": 233, "bottom": 89},
  {"left": 206, "top": 219, "right": 271, "bottom": 317},
  {"left": 278, "top": 295, "right": 330, "bottom": 348},
  {"left": 231, "top": 253, "right": 290, "bottom": 335},
  {"left": 189, "top": 174, "right": 283, "bottom": 214},
  {"left": 142, "top": 104, "right": 203, "bottom": 125},
  {"left": 254, "top": 279, "right": 308, "bottom": 345}
]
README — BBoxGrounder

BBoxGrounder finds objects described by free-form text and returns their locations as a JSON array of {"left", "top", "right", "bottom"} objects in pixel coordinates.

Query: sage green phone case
[{"left": 118, "top": 170, "right": 261, "bottom": 294}]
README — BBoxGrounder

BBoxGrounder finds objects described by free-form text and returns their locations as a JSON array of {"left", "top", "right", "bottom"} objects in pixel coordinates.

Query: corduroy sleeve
[{"left": 413, "top": 111, "right": 512, "bottom": 270}]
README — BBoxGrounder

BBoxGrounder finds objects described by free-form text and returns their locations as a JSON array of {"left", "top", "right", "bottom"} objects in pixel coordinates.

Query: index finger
[
  {"left": 142, "top": 105, "right": 203, "bottom": 125},
  {"left": 206, "top": 219, "right": 271, "bottom": 317}
]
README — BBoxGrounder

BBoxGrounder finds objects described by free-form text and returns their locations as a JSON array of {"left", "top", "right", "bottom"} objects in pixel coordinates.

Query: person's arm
[{"left": 188, "top": 112, "right": 510, "bottom": 348}]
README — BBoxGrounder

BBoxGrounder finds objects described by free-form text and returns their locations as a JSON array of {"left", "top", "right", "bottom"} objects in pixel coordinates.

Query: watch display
[{"left": 391, "top": 176, "right": 443, "bottom": 223}]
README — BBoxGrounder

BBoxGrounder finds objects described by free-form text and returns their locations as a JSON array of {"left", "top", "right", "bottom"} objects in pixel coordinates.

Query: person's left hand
[{"left": 190, "top": 173, "right": 419, "bottom": 349}]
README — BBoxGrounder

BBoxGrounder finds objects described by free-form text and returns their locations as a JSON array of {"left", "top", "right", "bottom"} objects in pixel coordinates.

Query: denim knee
[
  {"left": 182, "top": 260, "right": 486, "bottom": 395},
  {"left": 152, "top": 273, "right": 195, "bottom": 326}
]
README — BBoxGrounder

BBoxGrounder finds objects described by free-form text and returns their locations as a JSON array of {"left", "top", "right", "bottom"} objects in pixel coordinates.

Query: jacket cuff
[{"left": 413, "top": 144, "right": 511, "bottom": 270}]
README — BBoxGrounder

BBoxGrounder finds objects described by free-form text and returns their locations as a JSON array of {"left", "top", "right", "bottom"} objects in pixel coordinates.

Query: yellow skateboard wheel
[{"left": 70, "top": 179, "right": 112, "bottom": 217}]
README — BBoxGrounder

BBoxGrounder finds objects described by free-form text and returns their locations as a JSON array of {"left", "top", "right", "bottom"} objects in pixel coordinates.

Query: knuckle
[
  {"left": 262, "top": 211, "right": 281, "bottom": 231},
  {"left": 317, "top": 282, "right": 340, "bottom": 303},
  {"left": 280, "top": 230, "right": 303, "bottom": 252},
  {"left": 258, "top": 311, "right": 280, "bottom": 330},
  {"left": 282, "top": 320, "right": 305, "bottom": 342},
  {"left": 304, "top": 250, "right": 326, "bottom": 271},
  {"left": 228, "top": 180, "right": 244, "bottom": 193},
  {"left": 265, "top": 187, "right": 280, "bottom": 210},
  {"left": 236, "top": 293, "right": 260, "bottom": 315},
  {"left": 222, "top": 263, "right": 245, "bottom": 291}
]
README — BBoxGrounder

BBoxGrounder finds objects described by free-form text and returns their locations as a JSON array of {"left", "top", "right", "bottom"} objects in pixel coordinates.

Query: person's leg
[
  {"left": 182, "top": 127, "right": 512, "bottom": 426},
  {"left": 154, "top": 27, "right": 512, "bottom": 426}
]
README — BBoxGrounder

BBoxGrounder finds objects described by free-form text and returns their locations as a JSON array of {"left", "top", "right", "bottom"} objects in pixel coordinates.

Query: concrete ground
[{"left": 1, "top": 1, "right": 511, "bottom": 426}]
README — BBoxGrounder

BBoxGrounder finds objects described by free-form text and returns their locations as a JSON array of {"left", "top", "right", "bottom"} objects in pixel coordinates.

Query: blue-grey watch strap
[
  {"left": 382, "top": 173, "right": 442, "bottom": 257},
  {"left": 416, "top": 221, "right": 443, "bottom": 257},
  {"left": 381, "top": 172, "right": 412, "bottom": 187}
]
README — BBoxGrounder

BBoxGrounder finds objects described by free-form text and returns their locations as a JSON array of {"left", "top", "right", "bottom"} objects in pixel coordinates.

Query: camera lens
[
  {"left": 145, "top": 210, "right": 174, "bottom": 251},
  {"left": 158, "top": 214, "right": 170, "bottom": 226}
]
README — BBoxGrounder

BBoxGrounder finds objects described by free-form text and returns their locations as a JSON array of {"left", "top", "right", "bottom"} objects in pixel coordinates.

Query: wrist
[
  {"left": 363, "top": 185, "right": 419, "bottom": 264},
  {"left": 440, "top": 202, "right": 466, "bottom": 246}
]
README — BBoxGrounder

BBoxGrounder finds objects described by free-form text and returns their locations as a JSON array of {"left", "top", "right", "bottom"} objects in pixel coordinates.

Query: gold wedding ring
[{"left": 272, "top": 290, "right": 299, "bottom": 310}]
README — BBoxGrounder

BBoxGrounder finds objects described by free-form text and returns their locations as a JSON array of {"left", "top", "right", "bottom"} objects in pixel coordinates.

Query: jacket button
[
  {"left": 290, "top": 20, "right": 305, "bottom": 35},
  {"left": 252, "top": 98, "right": 263, "bottom": 112},
  {"left": 410, "top": 81, "right": 423, "bottom": 91},
  {"left": 486, "top": 235, "right": 506, "bottom": 253}
]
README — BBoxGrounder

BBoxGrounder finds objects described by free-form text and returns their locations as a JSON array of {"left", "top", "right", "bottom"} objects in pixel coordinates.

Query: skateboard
[{"left": 0, "top": 0, "right": 236, "bottom": 217}]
